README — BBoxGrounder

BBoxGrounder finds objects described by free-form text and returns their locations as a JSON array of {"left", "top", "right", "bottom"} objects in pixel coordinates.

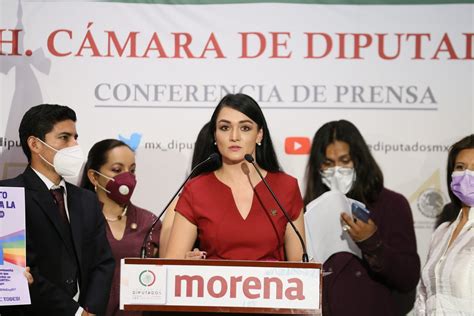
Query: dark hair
[
  {"left": 195, "top": 93, "right": 280, "bottom": 176},
  {"left": 19, "top": 104, "right": 76, "bottom": 162},
  {"left": 190, "top": 122, "right": 215, "bottom": 175},
  {"left": 304, "top": 120, "right": 383, "bottom": 205},
  {"left": 80, "top": 139, "right": 132, "bottom": 191},
  {"left": 443, "top": 134, "right": 474, "bottom": 223},
  {"left": 435, "top": 203, "right": 458, "bottom": 227}
]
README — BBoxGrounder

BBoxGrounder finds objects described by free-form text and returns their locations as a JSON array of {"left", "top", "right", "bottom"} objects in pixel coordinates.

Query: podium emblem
[{"left": 139, "top": 270, "right": 156, "bottom": 287}]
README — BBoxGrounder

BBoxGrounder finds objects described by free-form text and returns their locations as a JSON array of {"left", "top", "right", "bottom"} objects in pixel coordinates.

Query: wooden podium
[{"left": 120, "top": 258, "right": 322, "bottom": 315}]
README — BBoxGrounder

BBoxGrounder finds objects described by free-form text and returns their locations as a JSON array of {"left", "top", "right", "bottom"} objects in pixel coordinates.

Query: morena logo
[
  {"left": 285, "top": 137, "right": 311, "bottom": 155},
  {"left": 139, "top": 270, "right": 156, "bottom": 287},
  {"left": 174, "top": 274, "right": 305, "bottom": 300},
  {"left": 118, "top": 133, "right": 142, "bottom": 151}
]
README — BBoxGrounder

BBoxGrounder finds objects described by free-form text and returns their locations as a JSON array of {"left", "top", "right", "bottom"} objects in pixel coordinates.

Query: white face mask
[
  {"left": 321, "top": 166, "right": 356, "bottom": 194},
  {"left": 37, "top": 138, "right": 84, "bottom": 177}
]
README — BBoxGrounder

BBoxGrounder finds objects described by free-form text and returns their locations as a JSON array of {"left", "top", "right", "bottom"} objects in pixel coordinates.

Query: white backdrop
[{"left": 1, "top": 0, "right": 473, "bottom": 271}]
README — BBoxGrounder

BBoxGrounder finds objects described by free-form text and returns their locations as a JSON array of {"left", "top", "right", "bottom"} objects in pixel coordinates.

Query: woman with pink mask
[{"left": 415, "top": 134, "right": 474, "bottom": 315}]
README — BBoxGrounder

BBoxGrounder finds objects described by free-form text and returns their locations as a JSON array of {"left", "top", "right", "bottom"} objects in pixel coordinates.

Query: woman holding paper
[
  {"left": 415, "top": 134, "right": 473, "bottom": 315},
  {"left": 303, "top": 120, "right": 420, "bottom": 316}
]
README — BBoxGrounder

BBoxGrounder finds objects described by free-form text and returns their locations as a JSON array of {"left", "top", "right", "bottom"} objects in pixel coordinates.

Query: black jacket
[{"left": 0, "top": 167, "right": 115, "bottom": 315}]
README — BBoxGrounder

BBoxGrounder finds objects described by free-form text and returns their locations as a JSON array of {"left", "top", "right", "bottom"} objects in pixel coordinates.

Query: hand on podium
[{"left": 185, "top": 248, "right": 207, "bottom": 260}]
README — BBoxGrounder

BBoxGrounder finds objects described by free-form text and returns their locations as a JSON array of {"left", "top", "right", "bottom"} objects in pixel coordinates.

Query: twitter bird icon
[{"left": 118, "top": 133, "right": 142, "bottom": 151}]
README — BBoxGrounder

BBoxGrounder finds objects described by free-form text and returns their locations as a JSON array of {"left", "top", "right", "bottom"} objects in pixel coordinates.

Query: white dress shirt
[
  {"left": 32, "top": 168, "right": 70, "bottom": 220},
  {"left": 415, "top": 207, "right": 474, "bottom": 315}
]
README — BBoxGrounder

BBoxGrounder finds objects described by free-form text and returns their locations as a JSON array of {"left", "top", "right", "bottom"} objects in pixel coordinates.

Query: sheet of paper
[
  {"left": 304, "top": 190, "right": 361, "bottom": 264},
  {"left": 0, "top": 187, "right": 31, "bottom": 306}
]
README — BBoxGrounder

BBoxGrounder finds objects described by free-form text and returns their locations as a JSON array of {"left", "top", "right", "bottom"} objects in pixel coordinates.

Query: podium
[{"left": 120, "top": 258, "right": 322, "bottom": 315}]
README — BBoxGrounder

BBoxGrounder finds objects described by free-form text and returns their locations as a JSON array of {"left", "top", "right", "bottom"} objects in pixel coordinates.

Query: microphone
[
  {"left": 244, "top": 154, "right": 309, "bottom": 263},
  {"left": 140, "top": 153, "right": 220, "bottom": 258}
]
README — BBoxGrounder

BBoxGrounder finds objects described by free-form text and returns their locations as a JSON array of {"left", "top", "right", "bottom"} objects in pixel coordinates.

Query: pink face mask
[
  {"left": 450, "top": 169, "right": 474, "bottom": 207},
  {"left": 94, "top": 171, "right": 137, "bottom": 205}
]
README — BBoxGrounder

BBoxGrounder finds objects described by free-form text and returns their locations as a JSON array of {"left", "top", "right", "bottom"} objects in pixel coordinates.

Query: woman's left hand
[
  {"left": 185, "top": 248, "right": 207, "bottom": 260},
  {"left": 340, "top": 212, "right": 377, "bottom": 242}
]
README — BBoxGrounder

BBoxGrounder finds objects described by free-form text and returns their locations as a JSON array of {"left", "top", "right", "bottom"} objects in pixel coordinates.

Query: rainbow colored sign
[
  {"left": 0, "top": 230, "right": 26, "bottom": 267},
  {"left": 0, "top": 187, "right": 30, "bottom": 306}
]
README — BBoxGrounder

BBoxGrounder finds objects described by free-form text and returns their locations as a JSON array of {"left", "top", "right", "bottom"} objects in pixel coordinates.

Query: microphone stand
[{"left": 245, "top": 154, "right": 309, "bottom": 263}]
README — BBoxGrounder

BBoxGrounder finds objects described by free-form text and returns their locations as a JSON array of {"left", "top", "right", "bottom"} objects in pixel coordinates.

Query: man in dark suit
[{"left": 0, "top": 104, "right": 115, "bottom": 315}]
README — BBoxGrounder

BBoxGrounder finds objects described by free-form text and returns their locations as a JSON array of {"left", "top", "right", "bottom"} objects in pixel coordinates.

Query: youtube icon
[{"left": 285, "top": 137, "right": 311, "bottom": 155}]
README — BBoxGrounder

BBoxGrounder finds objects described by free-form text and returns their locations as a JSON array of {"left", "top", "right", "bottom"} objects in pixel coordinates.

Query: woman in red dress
[{"left": 165, "top": 93, "right": 305, "bottom": 261}]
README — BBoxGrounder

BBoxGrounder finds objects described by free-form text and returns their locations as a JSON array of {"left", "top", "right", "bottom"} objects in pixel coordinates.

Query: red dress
[{"left": 176, "top": 172, "right": 303, "bottom": 261}]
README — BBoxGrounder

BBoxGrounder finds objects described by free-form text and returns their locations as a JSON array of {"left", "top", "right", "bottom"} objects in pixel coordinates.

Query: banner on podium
[{"left": 120, "top": 258, "right": 321, "bottom": 314}]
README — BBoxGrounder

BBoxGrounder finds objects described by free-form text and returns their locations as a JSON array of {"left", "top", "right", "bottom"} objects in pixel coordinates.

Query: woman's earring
[
  {"left": 214, "top": 141, "right": 217, "bottom": 145},
  {"left": 257, "top": 142, "right": 262, "bottom": 146},
  {"left": 94, "top": 185, "right": 97, "bottom": 192}
]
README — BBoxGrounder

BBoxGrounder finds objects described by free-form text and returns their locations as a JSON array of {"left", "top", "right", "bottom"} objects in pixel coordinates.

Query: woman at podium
[
  {"left": 81, "top": 139, "right": 161, "bottom": 316},
  {"left": 165, "top": 93, "right": 305, "bottom": 261}
]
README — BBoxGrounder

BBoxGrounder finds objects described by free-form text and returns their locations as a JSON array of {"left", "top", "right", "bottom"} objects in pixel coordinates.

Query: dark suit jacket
[{"left": 0, "top": 167, "right": 115, "bottom": 315}]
